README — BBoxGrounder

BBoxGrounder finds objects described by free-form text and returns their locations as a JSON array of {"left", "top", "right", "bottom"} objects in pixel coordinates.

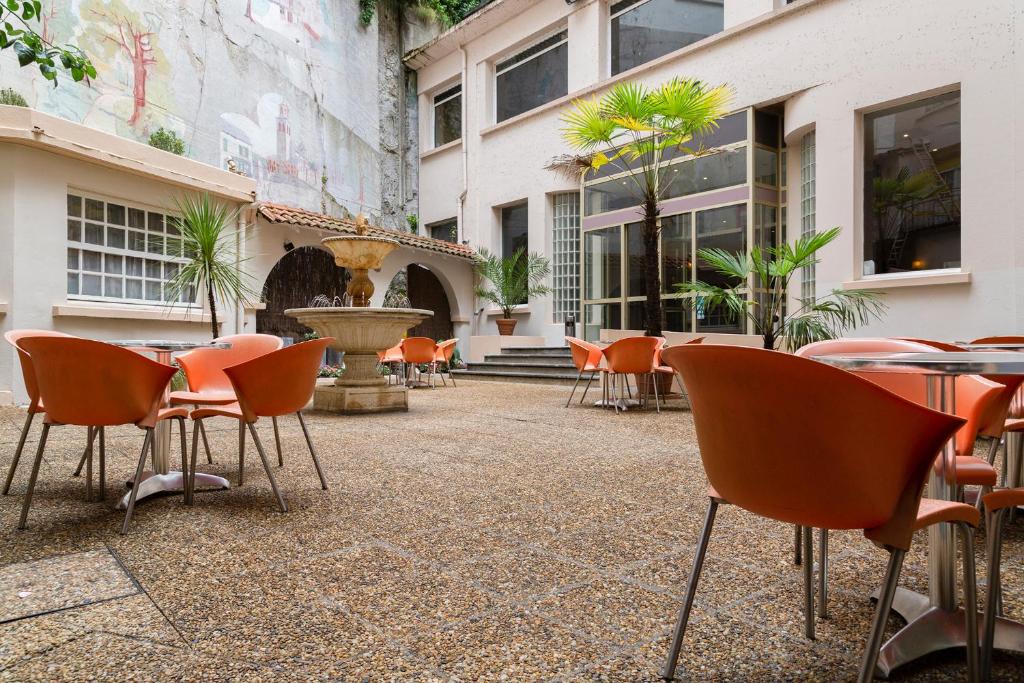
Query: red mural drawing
[{"left": 89, "top": 8, "right": 157, "bottom": 126}]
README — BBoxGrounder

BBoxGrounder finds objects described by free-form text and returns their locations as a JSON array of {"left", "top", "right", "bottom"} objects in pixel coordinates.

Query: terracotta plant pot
[{"left": 495, "top": 317, "right": 518, "bottom": 336}]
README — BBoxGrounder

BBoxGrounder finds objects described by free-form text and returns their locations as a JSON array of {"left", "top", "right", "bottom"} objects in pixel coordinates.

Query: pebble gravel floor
[{"left": 0, "top": 379, "right": 1023, "bottom": 682}]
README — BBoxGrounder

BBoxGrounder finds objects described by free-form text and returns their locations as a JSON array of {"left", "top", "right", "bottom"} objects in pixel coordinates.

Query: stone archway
[
  {"left": 257, "top": 246, "right": 349, "bottom": 341},
  {"left": 406, "top": 264, "right": 453, "bottom": 340}
]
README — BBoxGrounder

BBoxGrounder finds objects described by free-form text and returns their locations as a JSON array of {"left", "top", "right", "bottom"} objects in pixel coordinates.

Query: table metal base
[
  {"left": 872, "top": 588, "right": 1024, "bottom": 678},
  {"left": 116, "top": 471, "right": 229, "bottom": 510},
  {"left": 593, "top": 398, "right": 642, "bottom": 410}
]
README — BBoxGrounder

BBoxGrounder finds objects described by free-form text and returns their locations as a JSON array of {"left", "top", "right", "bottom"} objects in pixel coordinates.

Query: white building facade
[{"left": 409, "top": 0, "right": 1024, "bottom": 345}]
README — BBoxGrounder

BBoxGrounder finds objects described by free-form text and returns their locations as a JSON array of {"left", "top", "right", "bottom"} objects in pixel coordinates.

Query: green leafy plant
[
  {"left": 0, "top": 87, "right": 27, "bottom": 106},
  {"left": 676, "top": 226, "right": 887, "bottom": 351},
  {"left": 358, "top": 0, "right": 477, "bottom": 27},
  {"left": 406, "top": 214, "right": 419, "bottom": 233},
  {"left": 473, "top": 247, "right": 551, "bottom": 319},
  {"left": 551, "top": 77, "right": 731, "bottom": 336},
  {"left": 164, "top": 193, "right": 256, "bottom": 339},
  {"left": 0, "top": 1, "right": 95, "bottom": 84},
  {"left": 318, "top": 364, "right": 345, "bottom": 379},
  {"left": 148, "top": 127, "right": 186, "bottom": 155}
]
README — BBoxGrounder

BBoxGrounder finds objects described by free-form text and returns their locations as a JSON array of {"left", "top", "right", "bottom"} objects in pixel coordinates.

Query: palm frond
[{"left": 473, "top": 247, "right": 552, "bottom": 317}]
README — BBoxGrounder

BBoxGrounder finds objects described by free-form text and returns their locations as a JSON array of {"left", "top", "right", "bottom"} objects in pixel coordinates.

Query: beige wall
[
  {"left": 0, "top": 140, "right": 253, "bottom": 405},
  {"left": 416, "top": 0, "right": 1023, "bottom": 344}
]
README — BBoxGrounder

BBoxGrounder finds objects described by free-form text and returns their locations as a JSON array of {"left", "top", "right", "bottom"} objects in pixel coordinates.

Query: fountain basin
[{"left": 285, "top": 306, "right": 433, "bottom": 413}]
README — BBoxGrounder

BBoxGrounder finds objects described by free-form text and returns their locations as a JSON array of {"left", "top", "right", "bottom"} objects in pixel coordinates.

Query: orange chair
[
  {"left": 602, "top": 336, "right": 662, "bottom": 413},
  {"left": 971, "top": 336, "right": 1024, "bottom": 487},
  {"left": 434, "top": 338, "right": 459, "bottom": 387},
  {"left": 980, "top": 486, "right": 1024, "bottom": 679},
  {"left": 378, "top": 342, "right": 405, "bottom": 385},
  {"left": 171, "top": 334, "right": 284, "bottom": 467},
  {"left": 565, "top": 336, "right": 603, "bottom": 407},
  {"left": 187, "top": 337, "right": 334, "bottom": 512},
  {"left": 660, "top": 345, "right": 977, "bottom": 682},
  {"left": 401, "top": 337, "right": 439, "bottom": 388},
  {"left": 654, "top": 337, "right": 704, "bottom": 408},
  {"left": 14, "top": 337, "right": 187, "bottom": 534}
]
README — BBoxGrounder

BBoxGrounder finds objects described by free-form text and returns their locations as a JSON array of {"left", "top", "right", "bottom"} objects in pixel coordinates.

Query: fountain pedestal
[{"left": 285, "top": 306, "right": 433, "bottom": 414}]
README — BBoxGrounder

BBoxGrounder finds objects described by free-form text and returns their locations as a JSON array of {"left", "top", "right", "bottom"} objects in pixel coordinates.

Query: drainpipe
[
  {"left": 456, "top": 45, "right": 468, "bottom": 244},
  {"left": 235, "top": 204, "right": 248, "bottom": 334}
]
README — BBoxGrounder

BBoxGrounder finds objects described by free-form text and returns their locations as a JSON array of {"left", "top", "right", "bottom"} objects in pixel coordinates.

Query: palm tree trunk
[
  {"left": 207, "top": 283, "right": 218, "bottom": 340},
  {"left": 643, "top": 199, "right": 662, "bottom": 337}
]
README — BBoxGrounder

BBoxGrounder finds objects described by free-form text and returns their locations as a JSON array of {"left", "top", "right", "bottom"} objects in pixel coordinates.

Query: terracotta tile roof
[{"left": 256, "top": 202, "right": 475, "bottom": 261}]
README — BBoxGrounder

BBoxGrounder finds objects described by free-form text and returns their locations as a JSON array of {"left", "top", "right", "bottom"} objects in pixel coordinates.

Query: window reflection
[
  {"left": 584, "top": 227, "right": 622, "bottom": 300},
  {"left": 611, "top": 0, "right": 724, "bottom": 75},
  {"left": 696, "top": 204, "right": 747, "bottom": 288}
]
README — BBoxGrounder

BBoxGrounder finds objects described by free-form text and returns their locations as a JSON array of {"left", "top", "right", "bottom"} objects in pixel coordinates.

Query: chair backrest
[
  {"left": 176, "top": 333, "right": 284, "bottom": 395},
  {"left": 17, "top": 337, "right": 175, "bottom": 428},
  {"left": 223, "top": 337, "right": 334, "bottom": 420},
  {"left": 379, "top": 343, "right": 404, "bottom": 363},
  {"left": 4, "top": 329, "right": 74, "bottom": 411},
  {"left": 401, "top": 337, "right": 437, "bottom": 364},
  {"left": 662, "top": 344, "right": 963, "bottom": 550},
  {"left": 435, "top": 338, "right": 458, "bottom": 363},
  {"left": 565, "top": 336, "right": 602, "bottom": 371},
  {"left": 656, "top": 336, "right": 704, "bottom": 366},
  {"left": 796, "top": 337, "right": 1003, "bottom": 455},
  {"left": 603, "top": 336, "right": 660, "bottom": 374}
]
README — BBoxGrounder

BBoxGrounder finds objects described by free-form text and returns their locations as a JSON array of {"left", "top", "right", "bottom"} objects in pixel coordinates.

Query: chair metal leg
[
  {"left": 198, "top": 419, "right": 214, "bottom": 465},
  {"left": 449, "top": 366, "right": 456, "bottom": 387},
  {"left": 794, "top": 524, "right": 803, "bottom": 565},
  {"left": 818, "top": 528, "right": 829, "bottom": 620},
  {"left": 803, "top": 525, "right": 815, "bottom": 640},
  {"left": 98, "top": 427, "right": 106, "bottom": 501},
  {"left": 297, "top": 412, "right": 328, "bottom": 490},
  {"left": 121, "top": 429, "right": 154, "bottom": 535},
  {"left": 580, "top": 373, "right": 595, "bottom": 404},
  {"left": 178, "top": 418, "right": 188, "bottom": 504},
  {"left": 957, "top": 522, "right": 980, "bottom": 683},
  {"left": 982, "top": 508, "right": 1007, "bottom": 681},
  {"left": 237, "top": 421, "right": 246, "bottom": 486},
  {"left": 662, "top": 499, "right": 719, "bottom": 681},
  {"left": 246, "top": 422, "right": 287, "bottom": 512},
  {"left": 857, "top": 548, "right": 906, "bottom": 683},
  {"left": 188, "top": 419, "right": 201, "bottom": 505},
  {"left": 73, "top": 426, "right": 91, "bottom": 477},
  {"left": 653, "top": 372, "right": 661, "bottom": 413},
  {"left": 84, "top": 426, "right": 97, "bottom": 502},
  {"left": 272, "top": 416, "right": 283, "bottom": 467},
  {"left": 3, "top": 411, "right": 35, "bottom": 495},
  {"left": 567, "top": 369, "right": 583, "bottom": 407},
  {"left": 986, "top": 436, "right": 1000, "bottom": 466},
  {"left": 17, "top": 423, "right": 51, "bottom": 530}
]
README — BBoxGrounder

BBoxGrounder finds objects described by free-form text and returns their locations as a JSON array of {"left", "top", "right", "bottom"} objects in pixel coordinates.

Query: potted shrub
[{"left": 473, "top": 247, "right": 551, "bottom": 336}]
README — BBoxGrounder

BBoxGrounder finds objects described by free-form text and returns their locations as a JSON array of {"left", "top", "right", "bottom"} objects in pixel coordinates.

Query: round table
[
  {"left": 813, "top": 351, "right": 1024, "bottom": 676},
  {"left": 107, "top": 340, "right": 232, "bottom": 509}
]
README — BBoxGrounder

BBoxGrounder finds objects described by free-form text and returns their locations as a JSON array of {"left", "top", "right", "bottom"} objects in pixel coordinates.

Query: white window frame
[
  {"left": 493, "top": 29, "right": 568, "bottom": 123},
  {"left": 799, "top": 131, "right": 816, "bottom": 301},
  {"left": 66, "top": 190, "right": 196, "bottom": 307},
  {"left": 432, "top": 82, "right": 462, "bottom": 148}
]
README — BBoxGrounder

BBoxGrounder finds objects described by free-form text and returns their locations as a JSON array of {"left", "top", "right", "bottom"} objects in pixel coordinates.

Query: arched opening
[
  {"left": 384, "top": 264, "right": 453, "bottom": 340},
  {"left": 257, "top": 246, "right": 349, "bottom": 341}
]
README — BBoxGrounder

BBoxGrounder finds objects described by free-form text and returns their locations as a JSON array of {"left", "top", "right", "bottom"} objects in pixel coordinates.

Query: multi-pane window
[
  {"left": 800, "top": 131, "right": 816, "bottom": 301},
  {"left": 551, "top": 193, "right": 580, "bottom": 324},
  {"left": 429, "top": 218, "right": 458, "bottom": 243},
  {"left": 66, "top": 193, "right": 194, "bottom": 304},
  {"left": 501, "top": 202, "right": 529, "bottom": 305},
  {"left": 496, "top": 31, "right": 568, "bottom": 123},
  {"left": 610, "top": 0, "right": 724, "bottom": 75},
  {"left": 433, "top": 83, "right": 461, "bottom": 147},
  {"left": 863, "top": 90, "right": 961, "bottom": 275}
]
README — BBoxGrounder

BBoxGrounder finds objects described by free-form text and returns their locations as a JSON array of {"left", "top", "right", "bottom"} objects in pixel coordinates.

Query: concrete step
[
  {"left": 498, "top": 346, "right": 571, "bottom": 357},
  {"left": 464, "top": 361, "right": 578, "bottom": 377},
  {"left": 482, "top": 353, "right": 575, "bottom": 366},
  {"left": 450, "top": 369, "right": 578, "bottom": 385}
]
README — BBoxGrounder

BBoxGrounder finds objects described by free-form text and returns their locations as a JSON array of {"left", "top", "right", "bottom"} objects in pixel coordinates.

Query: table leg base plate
[{"left": 116, "top": 471, "right": 229, "bottom": 510}]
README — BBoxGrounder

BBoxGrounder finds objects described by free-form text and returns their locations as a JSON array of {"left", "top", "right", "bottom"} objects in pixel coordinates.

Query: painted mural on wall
[{"left": 0, "top": 0, "right": 386, "bottom": 218}]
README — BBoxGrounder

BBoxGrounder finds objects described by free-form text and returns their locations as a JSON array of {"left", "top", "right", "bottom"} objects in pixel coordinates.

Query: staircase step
[
  {"left": 483, "top": 354, "right": 575, "bottom": 366},
  {"left": 465, "top": 361, "right": 578, "bottom": 377},
  {"left": 451, "top": 369, "right": 578, "bottom": 385},
  {"left": 499, "top": 346, "right": 571, "bottom": 357}
]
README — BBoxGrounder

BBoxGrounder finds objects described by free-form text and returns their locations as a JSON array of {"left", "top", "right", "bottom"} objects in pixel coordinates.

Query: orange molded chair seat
[
  {"left": 158, "top": 407, "right": 190, "bottom": 421},
  {"left": 912, "top": 498, "right": 981, "bottom": 531},
  {"left": 190, "top": 403, "right": 243, "bottom": 421},
  {"left": 169, "top": 390, "right": 237, "bottom": 406},
  {"left": 948, "top": 456, "right": 998, "bottom": 487},
  {"left": 170, "top": 333, "right": 283, "bottom": 406},
  {"left": 1004, "top": 418, "right": 1024, "bottom": 432},
  {"left": 981, "top": 487, "right": 1024, "bottom": 513}
]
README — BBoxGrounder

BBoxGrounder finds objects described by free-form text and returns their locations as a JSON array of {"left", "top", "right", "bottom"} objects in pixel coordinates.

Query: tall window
[
  {"left": 429, "top": 218, "right": 458, "bottom": 243},
  {"left": 433, "top": 83, "right": 461, "bottom": 147},
  {"left": 496, "top": 31, "right": 568, "bottom": 123},
  {"left": 66, "top": 193, "right": 194, "bottom": 304},
  {"left": 863, "top": 90, "right": 961, "bottom": 275},
  {"left": 501, "top": 202, "right": 529, "bottom": 305},
  {"left": 551, "top": 193, "right": 580, "bottom": 324},
  {"left": 800, "top": 131, "right": 816, "bottom": 300},
  {"left": 610, "top": 0, "right": 723, "bottom": 75}
]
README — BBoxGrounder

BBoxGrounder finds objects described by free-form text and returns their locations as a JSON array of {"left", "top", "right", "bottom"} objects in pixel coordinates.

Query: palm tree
[
  {"left": 164, "top": 193, "right": 255, "bottom": 339},
  {"left": 676, "top": 227, "right": 887, "bottom": 350},
  {"left": 473, "top": 247, "right": 552, "bottom": 334},
  {"left": 550, "top": 78, "right": 731, "bottom": 336}
]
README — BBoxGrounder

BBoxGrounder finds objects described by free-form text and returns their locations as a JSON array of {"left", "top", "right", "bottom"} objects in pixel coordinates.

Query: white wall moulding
[
  {"left": 842, "top": 270, "right": 971, "bottom": 291},
  {"left": 52, "top": 302, "right": 213, "bottom": 323},
  {"left": 419, "top": 139, "right": 462, "bottom": 160}
]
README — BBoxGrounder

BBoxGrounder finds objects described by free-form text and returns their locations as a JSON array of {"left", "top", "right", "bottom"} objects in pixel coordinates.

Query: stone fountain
[{"left": 285, "top": 215, "right": 432, "bottom": 413}]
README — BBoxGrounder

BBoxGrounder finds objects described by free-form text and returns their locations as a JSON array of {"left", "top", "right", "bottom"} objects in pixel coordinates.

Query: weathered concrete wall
[{"left": 0, "top": 0, "right": 436, "bottom": 224}]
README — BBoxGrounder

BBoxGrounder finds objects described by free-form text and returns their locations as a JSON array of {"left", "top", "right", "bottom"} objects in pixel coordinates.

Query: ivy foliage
[
  {"left": 1, "top": 0, "right": 95, "bottom": 85},
  {"left": 0, "top": 86, "right": 27, "bottom": 105},
  {"left": 358, "top": 0, "right": 480, "bottom": 28}
]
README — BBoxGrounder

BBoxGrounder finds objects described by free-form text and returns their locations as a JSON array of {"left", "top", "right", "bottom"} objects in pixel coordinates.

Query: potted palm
[
  {"left": 551, "top": 78, "right": 731, "bottom": 336},
  {"left": 163, "top": 193, "right": 256, "bottom": 339},
  {"left": 473, "top": 247, "right": 551, "bottom": 336},
  {"left": 677, "top": 227, "right": 887, "bottom": 350}
]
